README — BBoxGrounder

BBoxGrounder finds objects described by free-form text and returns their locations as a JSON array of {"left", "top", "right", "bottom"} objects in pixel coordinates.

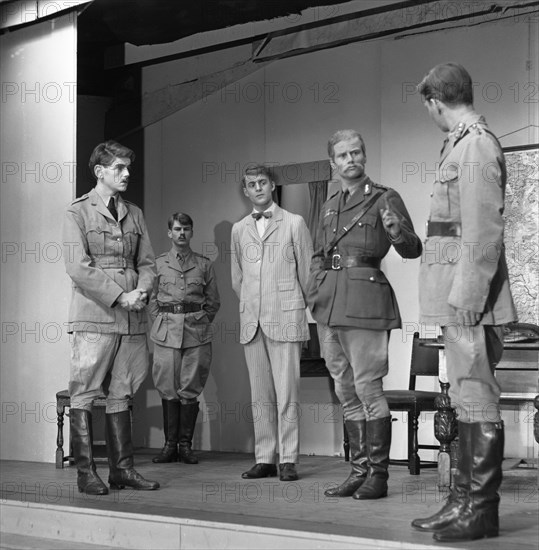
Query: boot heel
[{"left": 109, "top": 479, "right": 124, "bottom": 490}]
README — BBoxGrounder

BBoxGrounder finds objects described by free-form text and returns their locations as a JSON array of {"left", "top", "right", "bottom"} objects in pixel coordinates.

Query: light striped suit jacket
[{"left": 231, "top": 205, "right": 313, "bottom": 344}]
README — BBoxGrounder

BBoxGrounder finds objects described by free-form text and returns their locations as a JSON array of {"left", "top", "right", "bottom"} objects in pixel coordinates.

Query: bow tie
[{"left": 252, "top": 211, "right": 272, "bottom": 221}]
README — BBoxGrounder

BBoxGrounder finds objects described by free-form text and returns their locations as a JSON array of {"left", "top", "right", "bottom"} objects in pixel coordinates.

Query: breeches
[
  {"left": 243, "top": 327, "right": 302, "bottom": 463},
  {"left": 443, "top": 324, "right": 504, "bottom": 423},
  {"left": 152, "top": 342, "right": 212, "bottom": 404},
  {"left": 318, "top": 325, "right": 390, "bottom": 421},
  {"left": 69, "top": 332, "right": 149, "bottom": 413}
]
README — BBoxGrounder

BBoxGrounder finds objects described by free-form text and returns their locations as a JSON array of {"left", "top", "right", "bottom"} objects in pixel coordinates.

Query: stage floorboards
[{"left": 1, "top": 451, "right": 537, "bottom": 549}]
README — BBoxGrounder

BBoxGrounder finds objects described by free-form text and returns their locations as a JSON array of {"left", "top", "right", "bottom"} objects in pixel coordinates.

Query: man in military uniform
[
  {"left": 307, "top": 129, "right": 422, "bottom": 500},
  {"left": 63, "top": 140, "right": 159, "bottom": 495},
  {"left": 149, "top": 213, "right": 220, "bottom": 465},
  {"left": 412, "top": 63, "right": 516, "bottom": 542}
]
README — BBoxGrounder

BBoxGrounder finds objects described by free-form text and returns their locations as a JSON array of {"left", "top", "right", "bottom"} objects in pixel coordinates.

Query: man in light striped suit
[{"left": 231, "top": 165, "right": 313, "bottom": 481}]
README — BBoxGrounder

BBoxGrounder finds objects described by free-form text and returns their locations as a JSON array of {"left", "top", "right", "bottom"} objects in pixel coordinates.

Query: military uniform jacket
[
  {"left": 63, "top": 188, "right": 156, "bottom": 334},
  {"left": 231, "top": 205, "right": 313, "bottom": 344},
  {"left": 149, "top": 248, "right": 220, "bottom": 348},
  {"left": 419, "top": 113, "right": 517, "bottom": 326},
  {"left": 307, "top": 176, "right": 422, "bottom": 330}
]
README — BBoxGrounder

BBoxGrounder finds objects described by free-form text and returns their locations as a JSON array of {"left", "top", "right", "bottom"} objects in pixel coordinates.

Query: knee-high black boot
[
  {"left": 353, "top": 416, "right": 391, "bottom": 500},
  {"left": 433, "top": 421, "right": 504, "bottom": 542},
  {"left": 70, "top": 409, "right": 108, "bottom": 495},
  {"left": 106, "top": 411, "right": 160, "bottom": 490},
  {"left": 412, "top": 422, "right": 468, "bottom": 531},
  {"left": 152, "top": 400, "right": 180, "bottom": 463},
  {"left": 178, "top": 402, "right": 199, "bottom": 464},
  {"left": 325, "top": 419, "right": 368, "bottom": 497}
]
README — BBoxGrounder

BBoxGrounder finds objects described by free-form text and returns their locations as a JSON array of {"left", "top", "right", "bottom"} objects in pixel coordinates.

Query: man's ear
[{"left": 94, "top": 165, "right": 102, "bottom": 180}]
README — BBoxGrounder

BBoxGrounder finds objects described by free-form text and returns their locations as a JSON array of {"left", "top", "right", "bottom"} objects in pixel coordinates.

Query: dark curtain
[{"left": 307, "top": 180, "right": 328, "bottom": 242}]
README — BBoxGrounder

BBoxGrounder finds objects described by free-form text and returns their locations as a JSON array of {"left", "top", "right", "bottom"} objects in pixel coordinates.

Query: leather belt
[
  {"left": 158, "top": 303, "right": 202, "bottom": 314},
  {"left": 426, "top": 221, "right": 462, "bottom": 237},
  {"left": 323, "top": 255, "right": 381, "bottom": 271}
]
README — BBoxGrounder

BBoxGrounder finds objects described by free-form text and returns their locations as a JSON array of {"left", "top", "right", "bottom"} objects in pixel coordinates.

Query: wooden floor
[{"left": 1, "top": 450, "right": 537, "bottom": 549}]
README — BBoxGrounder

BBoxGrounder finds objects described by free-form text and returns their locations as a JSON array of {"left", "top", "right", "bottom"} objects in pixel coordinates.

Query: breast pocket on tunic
[
  {"left": 123, "top": 219, "right": 142, "bottom": 258},
  {"left": 85, "top": 225, "right": 109, "bottom": 256},
  {"left": 357, "top": 214, "right": 378, "bottom": 254}
]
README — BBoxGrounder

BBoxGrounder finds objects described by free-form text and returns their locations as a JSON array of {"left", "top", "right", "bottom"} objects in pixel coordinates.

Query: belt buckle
[
  {"left": 331, "top": 253, "right": 342, "bottom": 270},
  {"left": 173, "top": 304, "right": 182, "bottom": 314}
]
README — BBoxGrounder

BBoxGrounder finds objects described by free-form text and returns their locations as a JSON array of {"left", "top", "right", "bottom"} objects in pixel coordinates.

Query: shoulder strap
[{"left": 324, "top": 190, "right": 384, "bottom": 255}]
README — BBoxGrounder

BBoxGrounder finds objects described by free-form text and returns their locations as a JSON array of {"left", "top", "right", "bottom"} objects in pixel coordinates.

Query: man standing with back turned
[
  {"left": 307, "top": 129, "right": 422, "bottom": 500},
  {"left": 412, "top": 63, "right": 516, "bottom": 542},
  {"left": 63, "top": 140, "right": 159, "bottom": 495}
]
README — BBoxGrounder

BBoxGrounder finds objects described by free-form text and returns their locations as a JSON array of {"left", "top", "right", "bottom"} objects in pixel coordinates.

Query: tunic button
[
  {"left": 369, "top": 276, "right": 375, "bottom": 282},
  {"left": 180, "top": 287, "right": 184, "bottom": 290},
  {"left": 180, "top": 274, "right": 184, "bottom": 278},
  {"left": 116, "top": 237, "right": 121, "bottom": 242},
  {"left": 118, "top": 270, "right": 124, "bottom": 275},
  {"left": 430, "top": 193, "right": 433, "bottom": 197},
  {"left": 358, "top": 222, "right": 363, "bottom": 227},
  {"left": 333, "top": 229, "right": 336, "bottom": 233}
]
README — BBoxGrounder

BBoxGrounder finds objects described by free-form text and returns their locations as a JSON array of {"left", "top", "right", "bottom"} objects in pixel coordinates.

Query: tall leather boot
[
  {"left": 325, "top": 419, "right": 368, "bottom": 497},
  {"left": 178, "top": 402, "right": 199, "bottom": 464},
  {"left": 352, "top": 416, "right": 391, "bottom": 500},
  {"left": 70, "top": 409, "right": 108, "bottom": 495},
  {"left": 434, "top": 421, "right": 504, "bottom": 542},
  {"left": 412, "top": 422, "right": 468, "bottom": 531},
  {"left": 152, "top": 400, "right": 180, "bottom": 463},
  {"left": 106, "top": 411, "right": 160, "bottom": 490}
]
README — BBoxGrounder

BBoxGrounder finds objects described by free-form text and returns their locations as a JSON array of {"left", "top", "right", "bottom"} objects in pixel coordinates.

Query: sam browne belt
[
  {"left": 426, "top": 221, "right": 462, "bottom": 237},
  {"left": 323, "top": 255, "right": 381, "bottom": 271},
  {"left": 158, "top": 302, "right": 203, "bottom": 314}
]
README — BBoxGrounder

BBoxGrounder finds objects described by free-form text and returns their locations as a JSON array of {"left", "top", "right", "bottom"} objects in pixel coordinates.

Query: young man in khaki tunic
[
  {"left": 149, "top": 213, "right": 220, "bottom": 465},
  {"left": 63, "top": 140, "right": 159, "bottom": 494},
  {"left": 412, "top": 63, "right": 517, "bottom": 542}
]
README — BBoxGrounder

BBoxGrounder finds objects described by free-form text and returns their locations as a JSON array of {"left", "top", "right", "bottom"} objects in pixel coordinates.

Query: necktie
[
  {"left": 341, "top": 190, "right": 350, "bottom": 209},
  {"left": 108, "top": 197, "right": 118, "bottom": 221},
  {"left": 252, "top": 211, "right": 272, "bottom": 221}
]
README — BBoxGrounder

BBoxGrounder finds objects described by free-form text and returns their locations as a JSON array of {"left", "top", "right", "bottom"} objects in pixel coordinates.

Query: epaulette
[
  {"left": 373, "top": 183, "right": 389, "bottom": 192},
  {"left": 71, "top": 193, "right": 89, "bottom": 204},
  {"left": 194, "top": 252, "right": 211, "bottom": 262},
  {"left": 328, "top": 190, "right": 339, "bottom": 200},
  {"left": 469, "top": 122, "right": 485, "bottom": 135},
  {"left": 156, "top": 252, "right": 168, "bottom": 259}
]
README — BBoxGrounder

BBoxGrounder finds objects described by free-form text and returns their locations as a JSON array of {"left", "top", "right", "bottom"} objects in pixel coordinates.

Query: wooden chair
[
  {"left": 55, "top": 390, "right": 133, "bottom": 469},
  {"left": 386, "top": 332, "right": 442, "bottom": 475}
]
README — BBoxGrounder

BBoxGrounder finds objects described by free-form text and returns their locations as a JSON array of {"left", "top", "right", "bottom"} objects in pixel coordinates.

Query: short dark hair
[
  {"left": 168, "top": 212, "right": 193, "bottom": 230},
  {"left": 417, "top": 62, "right": 474, "bottom": 106},
  {"left": 241, "top": 165, "right": 273, "bottom": 188},
  {"left": 89, "top": 141, "right": 135, "bottom": 179},
  {"left": 327, "top": 130, "right": 366, "bottom": 160}
]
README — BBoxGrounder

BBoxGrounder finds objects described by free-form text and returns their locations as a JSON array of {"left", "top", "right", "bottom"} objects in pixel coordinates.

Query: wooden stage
[{"left": 1, "top": 450, "right": 537, "bottom": 550}]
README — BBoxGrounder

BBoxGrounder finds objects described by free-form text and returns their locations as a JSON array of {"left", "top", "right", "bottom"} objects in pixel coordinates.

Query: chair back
[{"left": 408, "top": 332, "right": 440, "bottom": 390}]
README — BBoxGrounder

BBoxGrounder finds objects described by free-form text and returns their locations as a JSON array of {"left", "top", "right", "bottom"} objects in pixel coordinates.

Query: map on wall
[{"left": 503, "top": 146, "right": 539, "bottom": 325}]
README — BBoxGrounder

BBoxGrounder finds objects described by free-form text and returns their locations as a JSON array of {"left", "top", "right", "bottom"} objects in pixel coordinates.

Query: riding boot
[
  {"left": 106, "top": 410, "right": 160, "bottom": 490},
  {"left": 325, "top": 419, "right": 367, "bottom": 497},
  {"left": 152, "top": 400, "right": 180, "bottom": 463},
  {"left": 70, "top": 409, "right": 108, "bottom": 495},
  {"left": 434, "top": 421, "right": 504, "bottom": 542},
  {"left": 412, "top": 421, "right": 468, "bottom": 531},
  {"left": 352, "top": 416, "right": 391, "bottom": 500},
  {"left": 178, "top": 402, "right": 199, "bottom": 464}
]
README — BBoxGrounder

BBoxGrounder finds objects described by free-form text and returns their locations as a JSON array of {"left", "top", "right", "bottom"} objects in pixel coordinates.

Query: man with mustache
[
  {"left": 307, "top": 130, "right": 422, "bottom": 499},
  {"left": 149, "top": 212, "right": 220, "bottom": 465},
  {"left": 63, "top": 140, "right": 159, "bottom": 495}
]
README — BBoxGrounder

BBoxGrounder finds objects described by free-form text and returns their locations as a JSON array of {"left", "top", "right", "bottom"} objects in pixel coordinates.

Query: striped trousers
[{"left": 243, "top": 327, "right": 302, "bottom": 464}]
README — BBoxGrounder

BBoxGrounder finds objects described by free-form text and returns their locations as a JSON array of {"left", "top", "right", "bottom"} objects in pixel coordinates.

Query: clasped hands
[{"left": 117, "top": 289, "right": 148, "bottom": 312}]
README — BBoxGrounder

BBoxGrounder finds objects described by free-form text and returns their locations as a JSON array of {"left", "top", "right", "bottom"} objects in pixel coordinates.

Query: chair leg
[
  {"left": 409, "top": 411, "right": 420, "bottom": 475},
  {"left": 56, "top": 404, "right": 65, "bottom": 469}
]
